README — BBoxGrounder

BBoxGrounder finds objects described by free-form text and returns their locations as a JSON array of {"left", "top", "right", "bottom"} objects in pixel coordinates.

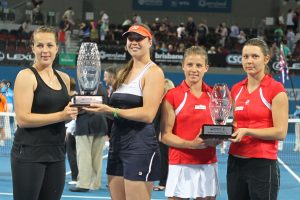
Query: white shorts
[{"left": 165, "top": 163, "right": 220, "bottom": 199}]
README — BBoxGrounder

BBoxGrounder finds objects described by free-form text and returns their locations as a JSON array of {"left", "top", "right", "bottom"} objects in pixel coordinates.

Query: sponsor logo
[
  {"left": 291, "top": 63, "right": 300, "bottom": 70},
  {"left": 99, "top": 50, "right": 127, "bottom": 61},
  {"left": 226, "top": 54, "right": 242, "bottom": 65},
  {"left": 154, "top": 52, "right": 183, "bottom": 63},
  {"left": 0, "top": 51, "right": 4, "bottom": 61},
  {"left": 6, "top": 53, "right": 34, "bottom": 61}
]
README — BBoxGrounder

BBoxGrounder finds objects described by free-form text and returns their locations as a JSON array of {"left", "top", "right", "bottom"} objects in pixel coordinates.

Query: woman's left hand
[
  {"left": 229, "top": 128, "right": 248, "bottom": 142},
  {"left": 82, "top": 103, "right": 111, "bottom": 113}
]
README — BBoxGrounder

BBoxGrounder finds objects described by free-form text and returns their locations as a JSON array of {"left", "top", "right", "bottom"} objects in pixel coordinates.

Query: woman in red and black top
[{"left": 228, "top": 38, "right": 289, "bottom": 200}]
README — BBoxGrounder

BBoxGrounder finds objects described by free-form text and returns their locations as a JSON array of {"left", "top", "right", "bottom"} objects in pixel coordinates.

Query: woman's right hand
[{"left": 189, "top": 135, "right": 207, "bottom": 149}]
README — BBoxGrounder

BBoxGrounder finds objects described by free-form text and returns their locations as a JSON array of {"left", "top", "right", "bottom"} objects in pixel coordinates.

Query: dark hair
[
  {"left": 243, "top": 38, "right": 270, "bottom": 74},
  {"left": 113, "top": 23, "right": 152, "bottom": 91},
  {"left": 31, "top": 26, "right": 58, "bottom": 45}
]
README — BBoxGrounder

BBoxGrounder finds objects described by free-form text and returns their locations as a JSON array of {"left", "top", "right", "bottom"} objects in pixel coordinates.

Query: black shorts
[
  {"left": 227, "top": 155, "right": 280, "bottom": 200},
  {"left": 107, "top": 151, "right": 160, "bottom": 182}
]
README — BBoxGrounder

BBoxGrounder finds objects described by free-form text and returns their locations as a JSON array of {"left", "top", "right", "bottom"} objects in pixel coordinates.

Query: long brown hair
[
  {"left": 113, "top": 23, "right": 152, "bottom": 91},
  {"left": 243, "top": 38, "right": 270, "bottom": 74}
]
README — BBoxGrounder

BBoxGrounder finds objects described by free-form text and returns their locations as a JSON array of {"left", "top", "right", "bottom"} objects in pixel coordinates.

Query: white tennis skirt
[{"left": 165, "top": 163, "right": 220, "bottom": 199}]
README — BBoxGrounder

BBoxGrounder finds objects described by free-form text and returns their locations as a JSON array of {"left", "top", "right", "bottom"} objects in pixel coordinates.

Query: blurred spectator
[
  {"left": 155, "top": 23, "right": 168, "bottom": 42},
  {"left": 286, "top": 9, "right": 295, "bottom": 30},
  {"left": 103, "top": 66, "right": 117, "bottom": 98},
  {"left": 292, "top": 40, "right": 300, "bottom": 61},
  {"left": 270, "top": 42, "right": 279, "bottom": 64},
  {"left": 69, "top": 83, "right": 108, "bottom": 192},
  {"left": 160, "top": 42, "right": 168, "bottom": 53},
  {"left": 31, "top": 0, "right": 43, "bottom": 8},
  {"left": 79, "top": 22, "right": 91, "bottom": 42},
  {"left": 32, "top": 4, "right": 44, "bottom": 25},
  {"left": 98, "top": 11, "right": 109, "bottom": 41},
  {"left": 293, "top": 8, "right": 300, "bottom": 32},
  {"left": 58, "top": 26, "right": 66, "bottom": 53},
  {"left": 152, "top": 78, "right": 175, "bottom": 192},
  {"left": 167, "top": 43, "right": 175, "bottom": 53},
  {"left": 185, "top": 16, "right": 196, "bottom": 38},
  {"left": 18, "top": 21, "right": 30, "bottom": 41},
  {"left": 121, "top": 18, "right": 132, "bottom": 32},
  {"left": 132, "top": 13, "right": 142, "bottom": 24},
  {"left": 176, "top": 22, "right": 186, "bottom": 40},
  {"left": 237, "top": 30, "right": 247, "bottom": 45},
  {"left": 278, "top": 13, "right": 285, "bottom": 26},
  {"left": 151, "top": 17, "right": 161, "bottom": 32},
  {"left": 176, "top": 42, "right": 186, "bottom": 53},
  {"left": 229, "top": 23, "right": 239, "bottom": 49},
  {"left": 59, "top": 16, "right": 71, "bottom": 52},
  {"left": 287, "top": 28, "right": 296, "bottom": 52},
  {"left": 90, "top": 21, "right": 99, "bottom": 43},
  {"left": 1, "top": 80, "right": 14, "bottom": 112},
  {"left": 1, "top": 80, "right": 14, "bottom": 142},
  {"left": 0, "top": 85, "right": 7, "bottom": 146},
  {"left": 274, "top": 25, "right": 284, "bottom": 46},
  {"left": 215, "top": 22, "right": 228, "bottom": 47},
  {"left": 63, "top": 7, "right": 75, "bottom": 26},
  {"left": 257, "top": 18, "right": 266, "bottom": 40},
  {"left": 195, "top": 20, "right": 209, "bottom": 46},
  {"left": 282, "top": 39, "right": 292, "bottom": 59}
]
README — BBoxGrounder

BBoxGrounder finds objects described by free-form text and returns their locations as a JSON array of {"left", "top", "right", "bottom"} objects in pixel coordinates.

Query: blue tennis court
[{"left": 0, "top": 133, "right": 299, "bottom": 200}]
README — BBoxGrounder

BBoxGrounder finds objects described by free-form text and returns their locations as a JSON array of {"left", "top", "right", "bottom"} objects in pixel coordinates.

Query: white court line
[
  {"left": 278, "top": 157, "right": 300, "bottom": 183},
  {"left": 0, "top": 193, "right": 165, "bottom": 200}
]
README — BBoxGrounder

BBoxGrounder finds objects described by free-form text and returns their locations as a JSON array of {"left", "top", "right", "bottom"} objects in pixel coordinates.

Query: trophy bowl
[
  {"left": 201, "top": 83, "right": 233, "bottom": 139},
  {"left": 71, "top": 42, "right": 103, "bottom": 107}
]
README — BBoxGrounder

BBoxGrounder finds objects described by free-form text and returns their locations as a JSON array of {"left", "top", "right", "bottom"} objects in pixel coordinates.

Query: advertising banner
[
  {"left": 132, "top": 0, "right": 232, "bottom": 12},
  {"left": 59, "top": 53, "right": 77, "bottom": 66}
]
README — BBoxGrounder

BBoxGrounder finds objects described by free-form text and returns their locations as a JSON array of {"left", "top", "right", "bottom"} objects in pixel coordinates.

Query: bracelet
[{"left": 113, "top": 108, "right": 119, "bottom": 119}]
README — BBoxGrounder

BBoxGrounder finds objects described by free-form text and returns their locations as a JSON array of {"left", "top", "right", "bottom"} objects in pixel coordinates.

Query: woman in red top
[
  {"left": 161, "top": 46, "right": 219, "bottom": 200},
  {"left": 227, "top": 38, "right": 289, "bottom": 200}
]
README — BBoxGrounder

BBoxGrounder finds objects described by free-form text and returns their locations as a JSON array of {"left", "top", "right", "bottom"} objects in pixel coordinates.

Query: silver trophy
[
  {"left": 72, "top": 42, "right": 102, "bottom": 106},
  {"left": 201, "top": 83, "right": 233, "bottom": 139}
]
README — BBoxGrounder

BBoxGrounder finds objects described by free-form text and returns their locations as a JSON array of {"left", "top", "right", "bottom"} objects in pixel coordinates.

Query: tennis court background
[{"left": 0, "top": 113, "right": 299, "bottom": 200}]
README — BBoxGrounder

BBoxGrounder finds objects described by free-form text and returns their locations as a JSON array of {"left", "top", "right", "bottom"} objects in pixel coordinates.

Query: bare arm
[
  {"left": 14, "top": 69, "right": 77, "bottom": 128},
  {"left": 160, "top": 99, "right": 206, "bottom": 149},
  {"left": 231, "top": 92, "right": 288, "bottom": 142},
  {"left": 84, "top": 65, "right": 165, "bottom": 123}
]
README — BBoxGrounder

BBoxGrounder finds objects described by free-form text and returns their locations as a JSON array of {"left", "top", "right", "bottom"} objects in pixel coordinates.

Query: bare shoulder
[
  {"left": 56, "top": 70, "right": 70, "bottom": 85},
  {"left": 147, "top": 63, "right": 164, "bottom": 78},
  {"left": 16, "top": 68, "right": 36, "bottom": 83}
]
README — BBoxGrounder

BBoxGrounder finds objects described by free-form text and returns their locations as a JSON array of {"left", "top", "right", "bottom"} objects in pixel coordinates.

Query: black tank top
[{"left": 12, "top": 67, "right": 70, "bottom": 162}]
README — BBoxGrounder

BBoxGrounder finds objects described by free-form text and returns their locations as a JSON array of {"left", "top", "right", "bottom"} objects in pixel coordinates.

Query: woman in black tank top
[{"left": 11, "top": 26, "right": 78, "bottom": 200}]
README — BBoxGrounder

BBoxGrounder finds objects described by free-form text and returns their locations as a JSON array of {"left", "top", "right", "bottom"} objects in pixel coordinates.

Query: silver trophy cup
[
  {"left": 72, "top": 42, "right": 102, "bottom": 106},
  {"left": 201, "top": 83, "right": 233, "bottom": 139}
]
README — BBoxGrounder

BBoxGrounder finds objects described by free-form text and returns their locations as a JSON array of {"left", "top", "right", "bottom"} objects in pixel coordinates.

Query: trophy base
[
  {"left": 71, "top": 95, "right": 103, "bottom": 107},
  {"left": 200, "top": 124, "right": 233, "bottom": 139}
]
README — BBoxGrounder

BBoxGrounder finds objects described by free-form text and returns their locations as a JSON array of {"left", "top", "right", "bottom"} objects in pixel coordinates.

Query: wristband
[{"left": 113, "top": 108, "right": 119, "bottom": 119}]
